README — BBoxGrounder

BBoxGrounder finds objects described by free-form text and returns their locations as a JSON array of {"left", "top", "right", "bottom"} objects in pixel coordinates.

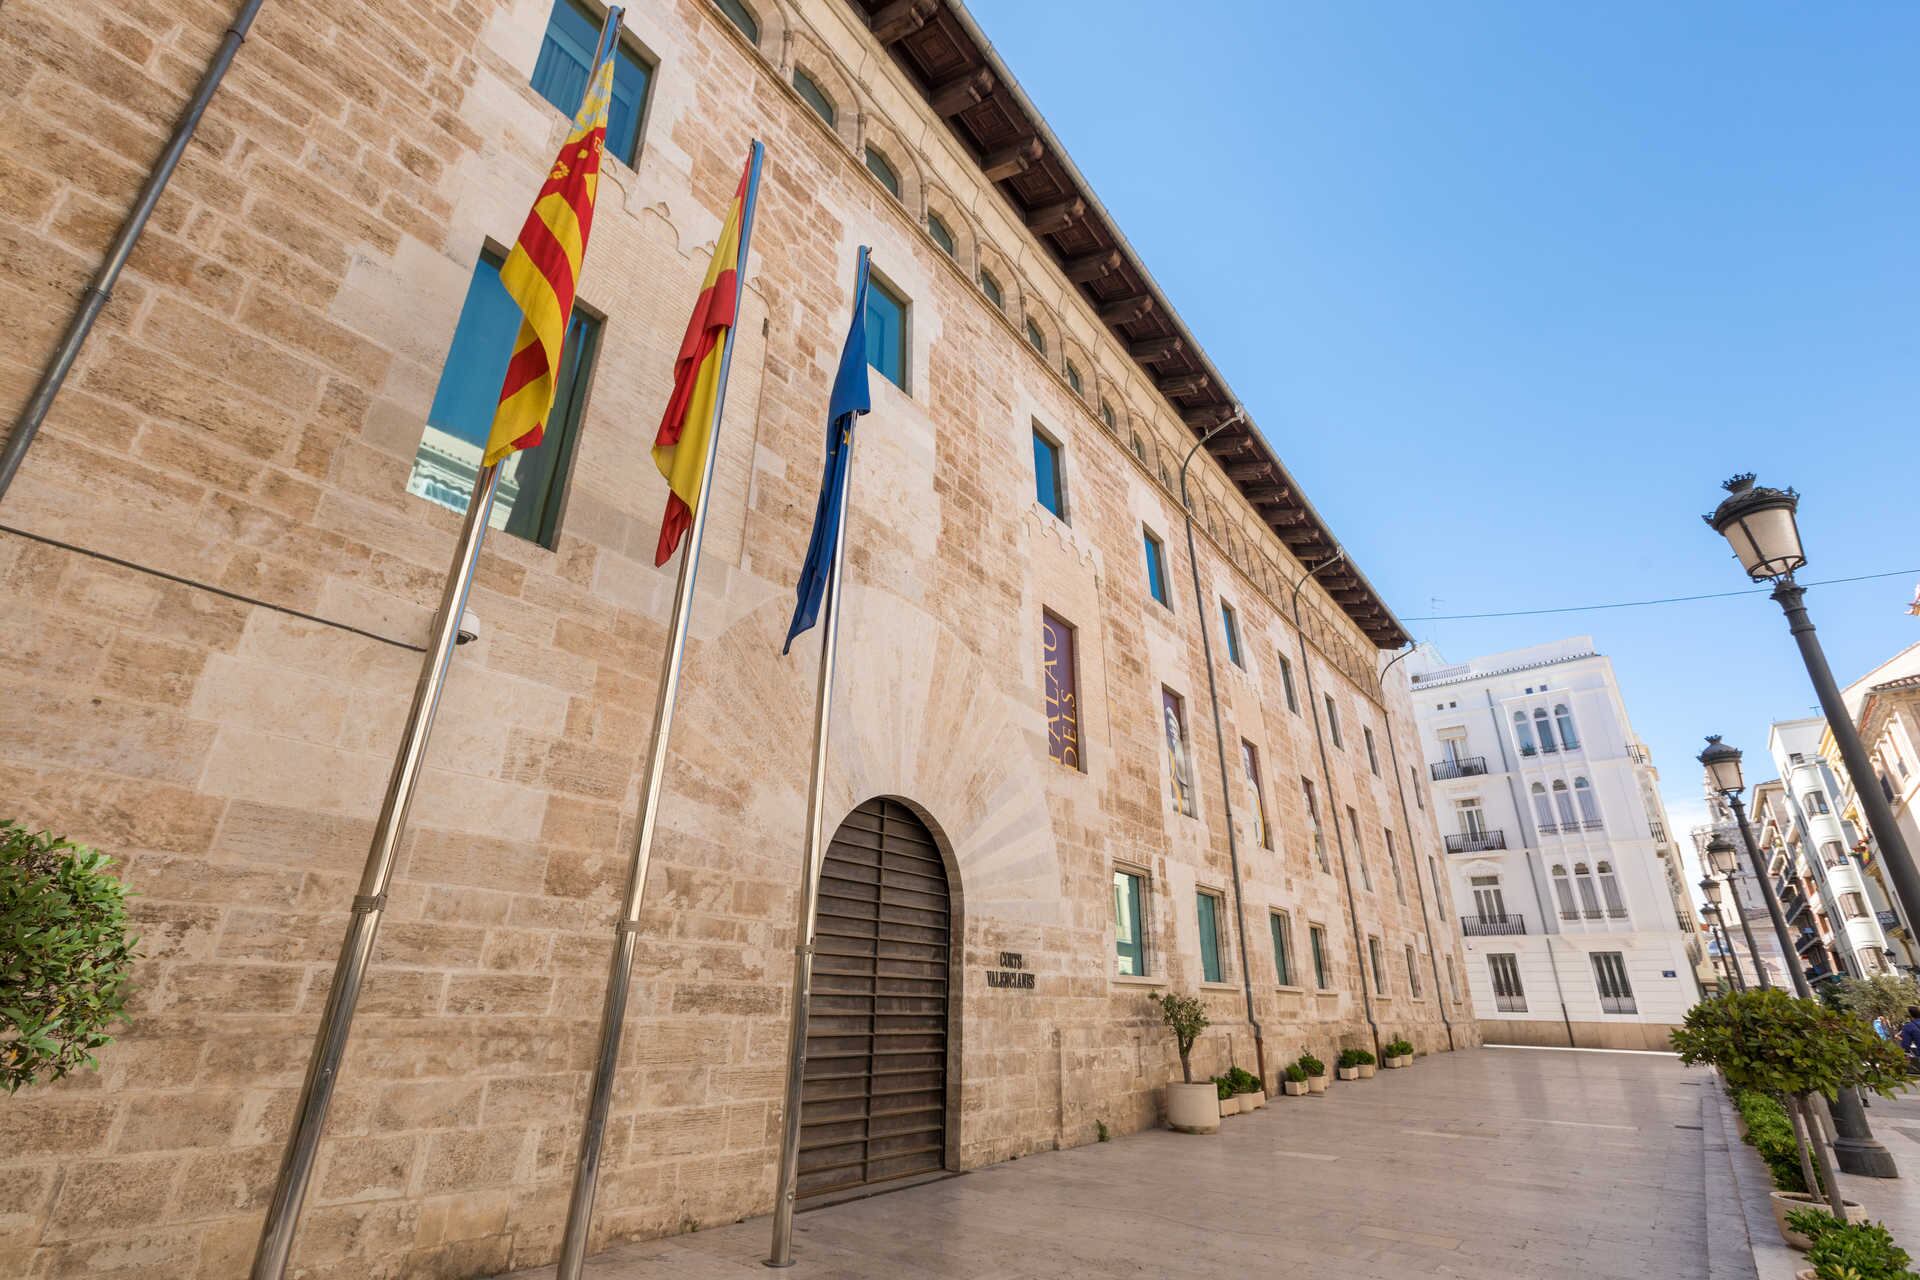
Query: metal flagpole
[
  {"left": 556, "top": 138, "right": 765, "bottom": 1280},
  {"left": 252, "top": 463, "right": 502, "bottom": 1280},
  {"left": 764, "top": 384, "right": 859, "bottom": 1272}
]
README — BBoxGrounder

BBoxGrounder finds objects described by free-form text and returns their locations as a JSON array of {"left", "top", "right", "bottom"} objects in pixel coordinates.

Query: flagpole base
[{"left": 763, "top": 1258, "right": 798, "bottom": 1268}]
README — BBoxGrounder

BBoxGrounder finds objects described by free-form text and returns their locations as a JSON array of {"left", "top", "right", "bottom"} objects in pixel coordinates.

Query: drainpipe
[
  {"left": 0, "top": 0, "right": 268, "bottom": 503},
  {"left": 1290, "top": 550, "right": 1381, "bottom": 1060},
  {"left": 1178, "top": 410, "right": 1266, "bottom": 1090},
  {"left": 1378, "top": 645, "right": 1456, "bottom": 1052},
  {"left": 1481, "top": 689, "right": 1576, "bottom": 1047}
]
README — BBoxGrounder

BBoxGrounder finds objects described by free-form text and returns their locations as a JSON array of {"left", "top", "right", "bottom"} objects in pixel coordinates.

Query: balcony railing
[
  {"left": 1537, "top": 819, "right": 1606, "bottom": 835},
  {"left": 1493, "top": 993, "right": 1527, "bottom": 1013},
  {"left": 1628, "top": 745, "right": 1650, "bottom": 765},
  {"left": 1445, "top": 830, "right": 1507, "bottom": 853},
  {"left": 1794, "top": 930, "right": 1821, "bottom": 954},
  {"left": 1649, "top": 821, "right": 1667, "bottom": 841},
  {"left": 1879, "top": 910, "right": 1901, "bottom": 929},
  {"left": 1462, "top": 913, "right": 1526, "bottom": 937},
  {"left": 1599, "top": 994, "right": 1637, "bottom": 1015},
  {"left": 1430, "top": 757, "right": 1488, "bottom": 781}
]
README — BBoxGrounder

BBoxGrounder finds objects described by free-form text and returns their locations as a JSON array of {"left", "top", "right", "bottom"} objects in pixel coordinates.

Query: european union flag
[{"left": 783, "top": 248, "right": 873, "bottom": 654}]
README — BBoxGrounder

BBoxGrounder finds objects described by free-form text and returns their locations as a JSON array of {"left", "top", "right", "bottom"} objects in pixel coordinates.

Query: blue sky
[{"left": 969, "top": 0, "right": 1919, "bottom": 840}]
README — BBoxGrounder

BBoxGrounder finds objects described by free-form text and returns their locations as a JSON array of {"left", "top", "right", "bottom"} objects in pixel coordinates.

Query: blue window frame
[
  {"left": 531, "top": 0, "right": 650, "bottom": 165},
  {"left": 1220, "top": 600, "right": 1243, "bottom": 667},
  {"left": 1143, "top": 528, "right": 1169, "bottom": 607},
  {"left": 1033, "top": 426, "right": 1065, "bottom": 520},
  {"left": 408, "top": 252, "right": 602, "bottom": 547},
  {"left": 865, "top": 274, "right": 907, "bottom": 390},
  {"left": 1197, "top": 891, "right": 1223, "bottom": 983}
]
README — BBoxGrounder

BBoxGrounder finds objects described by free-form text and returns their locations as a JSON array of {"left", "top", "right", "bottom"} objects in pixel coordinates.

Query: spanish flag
[
  {"left": 481, "top": 21, "right": 619, "bottom": 467},
  {"left": 651, "top": 155, "right": 753, "bottom": 566}
]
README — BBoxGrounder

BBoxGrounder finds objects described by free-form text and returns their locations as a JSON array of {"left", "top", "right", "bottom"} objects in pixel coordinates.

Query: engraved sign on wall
[{"left": 1043, "top": 611, "right": 1082, "bottom": 770}]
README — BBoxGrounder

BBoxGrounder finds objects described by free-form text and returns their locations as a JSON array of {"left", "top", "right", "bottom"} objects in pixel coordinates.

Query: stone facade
[{"left": 0, "top": 0, "right": 1471, "bottom": 1275}]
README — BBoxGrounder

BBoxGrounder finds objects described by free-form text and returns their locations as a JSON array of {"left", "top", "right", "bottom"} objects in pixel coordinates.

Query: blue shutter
[
  {"left": 865, "top": 279, "right": 905, "bottom": 388},
  {"left": 426, "top": 257, "right": 518, "bottom": 449},
  {"left": 531, "top": 0, "right": 648, "bottom": 164}
]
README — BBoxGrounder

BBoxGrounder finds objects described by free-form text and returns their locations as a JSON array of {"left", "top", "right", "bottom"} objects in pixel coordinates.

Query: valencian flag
[
  {"left": 482, "top": 11, "right": 621, "bottom": 467},
  {"left": 651, "top": 157, "right": 753, "bottom": 565},
  {"left": 783, "top": 249, "right": 873, "bottom": 653}
]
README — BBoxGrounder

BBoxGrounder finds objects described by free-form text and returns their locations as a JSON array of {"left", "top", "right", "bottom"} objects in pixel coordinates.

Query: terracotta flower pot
[
  {"left": 1769, "top": 1190, "right": 1866, "bottom": 1250},
  {"left": 1282, "top": 1079, "right": 1308, "bottom": 1096},
  {"left": 1306, "top": 1074, "right": 1328, "bottom": 1094},
  {"left": 1337, "top": 1065, "right": 1360, "bottom": 1081},
  {"left": 1166, "top": 1082, "right": 1221, "bottom": 1134}
]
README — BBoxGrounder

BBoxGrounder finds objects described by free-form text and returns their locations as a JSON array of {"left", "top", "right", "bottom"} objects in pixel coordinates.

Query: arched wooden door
[{"left": 799, "top": 797, "right": 952, "bottom": 1198}]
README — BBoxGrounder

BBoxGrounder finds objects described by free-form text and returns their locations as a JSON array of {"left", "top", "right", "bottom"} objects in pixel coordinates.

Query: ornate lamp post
[
  {"left": 1698, "top": 876, "right": 1744, "bottom": 990},
  {"left": 1699, "top": 903, "right": 1737, "bottom": 991},
  {"left": 1698, "top": 733, "right": 1897, "bottom": 1178},
  {"left": 1703, "top": 475, "right": 1920, "bottom": 958}
]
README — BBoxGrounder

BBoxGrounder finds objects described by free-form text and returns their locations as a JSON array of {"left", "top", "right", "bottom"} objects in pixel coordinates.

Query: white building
[
  {"left": 1691, "top": 785, "right": 1792, "bottom": 989},
  {"left": 1406, "top": 638, "right": 1700, "bottom": 1049}
]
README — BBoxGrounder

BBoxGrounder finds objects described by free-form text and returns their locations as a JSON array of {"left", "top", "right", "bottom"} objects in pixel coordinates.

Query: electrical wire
[{"left": 1401, "top": 568, "right": 1919, "bottom": 623}]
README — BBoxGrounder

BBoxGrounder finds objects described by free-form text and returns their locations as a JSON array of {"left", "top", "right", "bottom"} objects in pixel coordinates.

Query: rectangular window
[
  {"left": 1220, "top": 601, "right": 1243, "bottom": 668},
  {"left": 1302, "top": 778, "right": 1328, "bottom": 871},
  {"left": 865, "top": 273, "right": 908, "bottom": 389},
  {"left": 1269, "top": 911, "right": 1293, "bottom": 985},
  {"left": 1805, "top": 789, "right": 1829, "bottom": 815},
  {"left": 1348, "top": 806, "right": 1372, "bottom": 891},
  {"left": 1820, "top": 841, "right": 1847, "bottom": 868},
  {"left": 1410, "top": 765, "right": 1424, "bottom": 809},
  {"left": 1368, "top": 935, "right": 1387, "bottom": 995},
  {"left": 408, "top": 251, "right": 601, "bottom": 548},
  {"left": 1364, "top": 726, "right": 1380, "bottom": 775},
  {"left": 1032, "top": 424, "right": 1066, "bottom": 520},
  {"left": 1310, "top": 924, "right": 1331, "bottom": 989},
  {"left": 1143, "top": 529, "right": 1171, "bottom": 608},
  {"left": 1197, "top": 891, "right": 1224, "bottom": 983},
  {"left": 1446, "top": 955, "right": 1460, "bottom": 1003},
  {"left": 1489, "top": 953, "right": 1526, "bottom": 1012},
  {"left": 1430, "top": 855, "right": 1446, "bottom": 919},
  {"left": 1842, "top": 891, "right": 1869, "bottom": 919},
  {"left": 1239, "top": 740, "right": 1272, "bottom": 849},
  {"left": 531, "top": 0, "right": 651, "bottom": 164},
  {"left": 1042, "top": 612, "right": 1082, "bottom": 771},
  {"left": 1386, "top": 828, "right": 1405, "bottom": 903},
  {"left": 1163, "top": 688, "right": 1195, "bottom": 817},
  {"left": 1278, "top": 653, "right": 1299, "bottom": 713},
  {"left": 1114, "top": 869, "right": 1146, "bottom": 976},
  {"left": 1404, "top": 944, "right": 1422, "bottom": 998},
  {"left": 1325, "top": 693, "right": 1343, "bottom": 747},
  {"left": 1592, "top": 951, "right": 1636, "bottom": 1014}
]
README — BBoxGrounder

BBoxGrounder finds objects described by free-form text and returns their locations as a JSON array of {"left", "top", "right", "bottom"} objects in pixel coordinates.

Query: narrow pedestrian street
[{"left": 506, "top": 1047, "right": 1728, "bottom": 1280}]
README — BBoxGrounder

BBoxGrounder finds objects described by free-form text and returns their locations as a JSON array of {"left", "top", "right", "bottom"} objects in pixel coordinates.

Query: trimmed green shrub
[
  {"left": 1337, "top": 1047, "right": 1375, "bottom": 1068},
  {"left": 1297, "top": 1052, "right": 1325, "bottom": 1078},
  {"left": 1806, "top": 1220, "right": 1917, "bottom": 1280},
  {"left": 1672, "top": 990, "right": 1909, "bottom": 1100},
  {"left": 1283, "top": 1063, "right": 1307, "bottom": 1083},
  {"left": 1786, "top": 1207, "right": 1843, "bottom": 1245},
  {"left": 1383, "top": 1038, "right": 1413, "bottom": 1058},
  {"left": 1732, "top": 1088, "right": 1811, "bottom": 1194},
  {"left": 2, "top": 823, "right": 137, "bottom": 1092},
  {"left": 1226, "top": 1066, "right": 1261, "bottom": 1095},
  {"left": 1155, "top": 993, "right": 1209, "bottom": 1084},
  {"left": 1213, "top": 1076, "right": 1232, "bottom": 1100}
]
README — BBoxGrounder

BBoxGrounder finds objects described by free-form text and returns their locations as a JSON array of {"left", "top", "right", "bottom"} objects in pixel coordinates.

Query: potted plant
[
  {"left": 1214, "top": 1075, "right": 1241, "bottom": 1115},
  {"left": 1786, "top": 1211, "right": 1915, "bottom": 1280},
  {"left": 1156, "top": 993, "right": 1219, "bottom": 1134},
  {"left": 1673, "top": 989, "right": 1907, "bottom": 1243},
  {"left": 1297, "top": 1052, "right": 1327, "bottom": 1094},
  {"left": 1227, "top": 1065, "right": 1265, "bottom": 1110},
  {"left": 1281, "top": 1063, "right": 1309, "bottom": 1096},
  {"left": 1335, "top": 1048, "right": 1364, "bottom": 1081},
  {"left": 1383, "top": 1038, "right": 1414, "bottom": 1069},
  {"left": 1, "top": 822, "right": 137, "bottom": 1093}
]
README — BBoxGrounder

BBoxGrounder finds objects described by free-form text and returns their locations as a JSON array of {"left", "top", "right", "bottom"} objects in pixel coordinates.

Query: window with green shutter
[
  {"left": 1270, "top": 912, "right": 1292, "bottom": 986},
  {"left": 1197, "top": 891, "right": 1223, "bottom": 983},
  {"left": 1114, "top": 870, "right": 1145, "bottom": 976}
]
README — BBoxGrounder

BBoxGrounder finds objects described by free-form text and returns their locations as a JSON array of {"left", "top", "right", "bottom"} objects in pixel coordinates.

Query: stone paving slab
[{"left": 501, "top": 1046, "right": 1720, "bottom": 1280}]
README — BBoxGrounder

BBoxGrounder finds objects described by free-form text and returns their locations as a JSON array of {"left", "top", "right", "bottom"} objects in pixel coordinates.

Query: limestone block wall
[{"left": 0, "top": 0, "right": 1475, "bottom": 1276}]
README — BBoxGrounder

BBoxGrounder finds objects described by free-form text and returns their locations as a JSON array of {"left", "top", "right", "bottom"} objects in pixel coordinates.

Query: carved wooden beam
[
  {"left": 1267, "top": 508, "right": 1310, "bottom": 527},
  {"left": 1129, "top": 335, "right": 1183, "bottom": 362},
  {"left": 869, "top": 0, "right": 939, "bottom": 44},
  {"left": 981, "top": 137, "right": 1043, "bottom": 181},
  {"left": 1182, "top": 403, "right": 1234, "bottom": 428},
  {"left": 1226, "top": 459, "right": 1274, "bottom": 483},
  {"left": 1099, "top": 294, "right": 1154, "bottom": 326},
  {"left": 930, "top": 67, "right": 993, "bottom": 117},
  {"left": 1063, "top": 249, "right": 1121, "bottom": 284},
  {"left": 1026, "top": 197, "right": 1085, "bottom": 236},
  {"left": 1243, "top": 484, "right": 1291, "bottom": 504},
  {"left": 1157, "top": 371, "right": 1210, "bottom": 397}
]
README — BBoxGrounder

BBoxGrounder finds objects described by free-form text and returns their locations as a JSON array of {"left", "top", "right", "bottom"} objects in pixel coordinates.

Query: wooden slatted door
[{"left": 798, "top": 797, "right": 951, "bottom": 1199}]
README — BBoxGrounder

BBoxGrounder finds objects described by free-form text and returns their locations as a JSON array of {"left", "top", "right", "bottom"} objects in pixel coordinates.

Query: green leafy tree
[
  {"left": 1673, "top": 990, "right": 1908, "bottom": 1217},
  {"left": 1832, "top": 973, "right": 1920, "bottom": 1034},
  {"left": 2, "top": 823, "right": 137, "bottom": 1092},
  {"left": 1155, "top": 992, "right": 1209, "bottom": 1083}
]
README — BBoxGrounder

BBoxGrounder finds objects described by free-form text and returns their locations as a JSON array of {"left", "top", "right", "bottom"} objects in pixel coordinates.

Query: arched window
[
  {"left": 1100, "top": 400, "right": 1117, "bottom": 432},
  {"left": 863, "top": 145, "right": 900, "bottom": 198},
  {"left": 1554, "top": 703, "right": 1578, "bottom": 750},
  {"left": 1551, "top": 864, "right": 1576, "bottom": 917},
  {"left": 1514, "top": 711, "right": 1536, "bottom": 755},
  {"left": 1597, "top": 861, "right": 1625, "bottom": 914},
  {"left": 1131, "top": 431, "right": 1146, "bottom": 462},
  {"left": 793, "top": 68, "right": 835, "bottom": 126},
  {"left": 1531, "top": 782, "right": 1553, "bottom": 826},
  {"left": 1574, "top": 777, "right": 1600, "bottom": 824},
  {"left": 980, "top": 269, "right": 1004, "bottom": 310},
  {"left": 1025, "top": 318, "right": 1047, "bottom": 354},
  {"left": 715, "top": 0, "right": 760, "bottom": 42},
  {"left": 1065, "top": 361, "right": 1083, "bottom": 395},
  {"left": 927, "top": 212, "right": 956, "bottom": 258},
  {"left": 1552, "top": 780, "right": 1575, "bottom": 826},
  {"left": 1573, "top": 862, "right": 1600, "bottom": 916},
  {"left": 1534, "top": 708, "right": 1557, "bottom": 751}
]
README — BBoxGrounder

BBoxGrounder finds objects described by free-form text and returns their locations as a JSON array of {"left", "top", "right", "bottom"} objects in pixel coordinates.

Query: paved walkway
[{"left": 503, "top": 1046, "right": 1727, "bottom": 1280}]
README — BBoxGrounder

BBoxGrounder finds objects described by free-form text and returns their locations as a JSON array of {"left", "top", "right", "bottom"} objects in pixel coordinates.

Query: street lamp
[
  {"left": 1704, "top": 474, "right": 1920, "bottom": 963},
  {"left": 1697, "top": 731, "right": 1896, "bottom": 1178},
  {"left": 1704, "top": 835, "right": 1765, "bottom": 990},
  {"left": 1698, "top": 879, "right": 1743, "bottom": 990}
]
